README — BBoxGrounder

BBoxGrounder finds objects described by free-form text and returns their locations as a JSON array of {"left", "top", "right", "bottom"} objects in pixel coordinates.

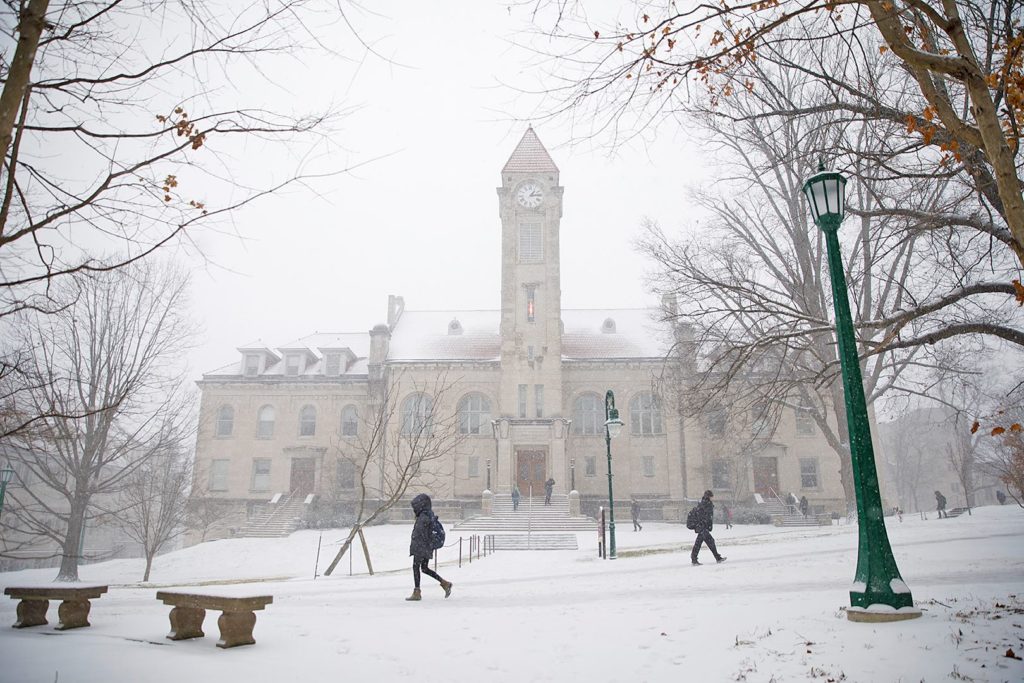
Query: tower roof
[{"left": 502, "top": 127, "right": 559, "bottom": 174}]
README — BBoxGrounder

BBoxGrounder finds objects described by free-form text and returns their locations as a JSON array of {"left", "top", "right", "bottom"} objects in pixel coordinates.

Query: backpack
[
  {"left": 430, "top": 513, "right": 446, "bottom": 550},
  {"left": 685, "top": 506, "right": 699, "bottom": 531}
]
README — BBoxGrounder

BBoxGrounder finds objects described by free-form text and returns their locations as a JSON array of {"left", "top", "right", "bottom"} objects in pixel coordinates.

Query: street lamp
[
  {"left": 603, "top": 390, "right": 624, "bottom": 559},
  {"left": 0, "top": 466, "right": 13, "bottom": 519},
  {"left": 570, "top": 458, "right": 576, "bottom": 492},
  {"left": 486, "top": 458, "right": 491, "bottom": 491},
  {"left": 802, "top": 163, "right": 920, "bottom": 622}
]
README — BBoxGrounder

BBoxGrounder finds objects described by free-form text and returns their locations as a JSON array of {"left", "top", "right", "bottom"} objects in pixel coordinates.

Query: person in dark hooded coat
[
  {"left": 690, "top": 490, "right": 726, "bottom": 566},
  {"left": 406, "top": 493, "right": 452, "bottom": 601}
]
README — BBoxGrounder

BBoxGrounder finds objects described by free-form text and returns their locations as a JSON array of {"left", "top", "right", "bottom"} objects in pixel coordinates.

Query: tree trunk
[
  {"left": 144, "top": 552, "right": 154, "bottom": 582},
  {"left": 56, "top": 498, "right": 88, "bottom": 582},
  {"left": 0, "top": 0, "right": 50, "bottom": 175}
]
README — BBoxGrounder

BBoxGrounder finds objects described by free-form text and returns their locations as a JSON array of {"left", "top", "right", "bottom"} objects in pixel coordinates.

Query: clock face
[{"left": 516, "top": 181, "right": 543, "bottom": 208}]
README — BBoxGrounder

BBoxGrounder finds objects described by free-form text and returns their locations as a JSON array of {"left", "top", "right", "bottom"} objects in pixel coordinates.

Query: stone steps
[
  {"left": 455, "top": 494, "right": 595, "bottom": 533},
  {"left": 236, "top": 495, "right": 306, "bottom": 538},
  {"left": 491, "top": 533, "right": 579, "bottom": 551}
]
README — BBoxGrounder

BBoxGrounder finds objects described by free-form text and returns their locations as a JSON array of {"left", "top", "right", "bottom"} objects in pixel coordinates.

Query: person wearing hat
[{"left": 691, "top": 489, "right": 726, "bottom": 566}]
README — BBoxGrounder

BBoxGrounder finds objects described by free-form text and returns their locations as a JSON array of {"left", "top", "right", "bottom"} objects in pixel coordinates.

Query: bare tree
[
  {"left": 109, "top": 442, "right": 193, "bottom": 581},
  {"left": 1, "top": 261, "right": 195, "bottom": 581},
  {"left": 322, "top": 370, "right": 466, "bottom": 576},
  {"left": 529, "top": 1, "right": 1024, "bottom": 264}
]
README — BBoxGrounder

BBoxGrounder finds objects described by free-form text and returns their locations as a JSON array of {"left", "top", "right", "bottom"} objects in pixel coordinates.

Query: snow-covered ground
[{"left": 1, "top": 505, "right": 1022, "bottom": 682}]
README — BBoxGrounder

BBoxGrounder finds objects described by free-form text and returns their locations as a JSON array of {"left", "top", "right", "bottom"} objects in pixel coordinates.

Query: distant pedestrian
[
  {"left": 996, "top": 490, "right": 1007, "bottom": 505},
  {"left": 406, "top": 493, "right": 452, "bottom": 601},
  {"left": 690, "top": 490, "right": 726, "bottom": 566},
  {"left": 799, "top": 495, "right": 809, "bottom": 518},
  {"left": 631, "top": 498, "right": 642, "bottom": 531},
  {"left": 934, "top": 490, "right": 948, "bottom": 519},
  {"left": 544, "top": 478, "right": 555, "bottom": 505},
  {"left": 512, "top": 484, "right": 521, "bottom": 511},
  {"left": 789, "top": 492, "right": 799, "bottom": 514},
  {"left": 723, "top": 504, "right": 733, "bottom": 529}
]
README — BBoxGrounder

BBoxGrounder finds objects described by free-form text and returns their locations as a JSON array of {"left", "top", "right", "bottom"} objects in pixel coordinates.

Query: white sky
[{"left": 179, "top": 1, "right": 708, "bottom": 377}]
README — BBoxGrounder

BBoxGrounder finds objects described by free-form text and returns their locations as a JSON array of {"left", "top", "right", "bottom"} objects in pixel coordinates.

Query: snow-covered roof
[
  {"left": 205, "top": 332, "right": 370, "bottom": 378},
  {"left": 502, "top": 127, "right": 559, "bottom": 174},
  {"left": 562, "top": 308, "right": 670, "bottom": 360}
]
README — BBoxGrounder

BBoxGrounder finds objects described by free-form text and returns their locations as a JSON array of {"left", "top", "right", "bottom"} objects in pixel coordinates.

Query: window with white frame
[
  {"left": 299, "top": 405, "right": 316, "bottom": 437},
  {"left": 706, "top": 405, "right": 726, "bottom": 437},
  {"left": 750, "top": 401, "right": 771, "bottom": 436},
  {"left": 341, "top": 405, "right": 358, "bottom": 436},
  {"left": 468, "top": 456, "right": 480, "bottom": 478},
  {"left": 285, "top": 354, "right": 302, "bottom": 376},
  {"left": 800, "top": 458, "right": 819, "bottom": 488},
  {"left": 517, "top": 384, "right": 528, "bottom": 419},
  {"left": 251, "top": 458, "right": 272, "bottom": 491},
  {"left": 519, "top": 222, "right": 543, "bottom": 263},
  {"left": 534, "top": 384, "right": 544, "bottom": 418},
  {"left": 795, "top": 398, "right": 815, "bottom": 436},
  {"left": 629, "top": 391, "right": 664, "bottom": 435},
  {"left": 458, "top": 393, "right": 491, "bottom": 435},
  {"left": 256, "top": 405, "right": 275, "bottom": 439},
  {"left": 712, "top": 458, "right": 731, "bottom": 489},
  {"left": 572, "top": 393, "right": 603, "bottom": 435},
  {"left": 401, "top": 393, "right": 433, "bottom": 436},
  {"left": 585, "top": 455, "right": 597, "bottom": 476},
  {"left": 642, "top": 455, "right": 655, "bottom": 477},
  {"left": 336, "top": 459, "right": 356, "bottom": 490},
  {"left": 215, "top": 405, "right": 234, "bottom": 438},
  {"left": 324, "top": 353, "right": 342, "bottom": 376},
  {"left": 244, "top": 354, "right": 260, "bottom": 377},
  {"left": 209, "top": 459, "right": 230, "bottom": 491}
]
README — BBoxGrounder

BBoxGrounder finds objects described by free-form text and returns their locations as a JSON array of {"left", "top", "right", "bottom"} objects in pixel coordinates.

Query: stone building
[{"left": 190, "top": 129, "right": 845, "bottom": 539}]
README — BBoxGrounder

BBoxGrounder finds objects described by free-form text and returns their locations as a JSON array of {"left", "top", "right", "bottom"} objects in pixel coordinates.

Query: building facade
[{"left": 191, "top": 129, "right": 845, "bottom": 539}]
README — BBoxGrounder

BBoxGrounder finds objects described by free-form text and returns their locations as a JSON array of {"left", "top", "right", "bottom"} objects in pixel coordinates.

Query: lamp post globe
[
  {"left": 802, "top": 163, "right": 920, "bottom": 622},
  {"left": 603, "top": 390, "right": 624, "bottom": 559}
]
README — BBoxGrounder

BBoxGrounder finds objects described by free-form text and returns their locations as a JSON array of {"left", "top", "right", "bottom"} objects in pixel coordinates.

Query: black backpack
[
  {"left": 430, "top": 513, "right": 446, "bottom": 550},
  {"left": 685, "top": 506, "right": 699, "bottom": 531}
]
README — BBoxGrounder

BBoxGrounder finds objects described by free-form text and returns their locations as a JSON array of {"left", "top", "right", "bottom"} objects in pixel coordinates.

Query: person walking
[
  {"left": 544, "top": 478, "right": 555, "bottom": 505},
  {"left": 631, "top": 498, "right": 642, "bottom": 531},
  {"left": 934, "top": 490, "right": 948, "bottom": 519},
  {"left": 512, "top": 484, "right": 521, "bottom": 511},
  {"left": 996, "top": 490, "right": 1007, "bottom": 505},
  {"left": 723, "top": 503, "right": 733, "bottom": 529},
  {"left": 406, "top": 493, "right": 452, "bottom": 601},
  {"left": 799, "top": 495, "right": 809, "bottom": 518},
  {"left": 690, "top": 490, "right": 726, "bottom": 566}
]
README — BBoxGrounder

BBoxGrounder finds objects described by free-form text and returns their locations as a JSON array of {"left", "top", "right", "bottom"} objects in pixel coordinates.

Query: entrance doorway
[
  {"left": 753, "top": 456, "right": 779, "bottom": 496},
  {"left": 290, "top": 457, "right": 316, "bottom": 495},
  {"left": 515, "top": 450, "right": 546, "bottom": 496}
]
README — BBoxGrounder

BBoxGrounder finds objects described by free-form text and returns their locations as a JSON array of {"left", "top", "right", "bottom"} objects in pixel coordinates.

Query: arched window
[
  {"left": 458, "top": 393, "right": 491, "bottom": 435},
  {"left": 256, "top": 405, "right": 276, "bottom": 439},
  {"left": 629, "top": 391, "right": 663, "bottom": 435},
  {"left": 341, "top": 405, "right": 359, "bottom": 437},
  {"left": 572, "top": 393, "right": 603, "bottom": 435},
  {"left": 401, "top": 393, "right": 433, "bottom": 436},
  {"left": 299, "top": 405, "right": 317, "bottom": 437},
  {"left": 215, "top": 405, "right": 234, "bottom": 438}
]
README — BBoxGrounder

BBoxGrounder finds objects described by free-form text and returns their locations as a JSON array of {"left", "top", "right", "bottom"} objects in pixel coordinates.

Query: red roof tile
[{"left": 502, "top": 127, "right": 559, "bottom": 174}]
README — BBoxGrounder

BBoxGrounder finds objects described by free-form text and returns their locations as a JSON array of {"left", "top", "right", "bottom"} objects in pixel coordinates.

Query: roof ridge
[{"left": 502, "top": 127, "right": 559, "bottom": 174}]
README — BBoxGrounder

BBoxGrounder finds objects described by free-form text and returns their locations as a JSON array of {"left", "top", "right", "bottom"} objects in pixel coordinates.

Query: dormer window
[
  {"left": 448, "top": 318, "right": 463, "bottom": 335},
  {"left": 244, "top": 354, "right": 260, "bottom": 377},
  {"left": 601, "top": 318, "right": 617, "bottom": 334},
  {"left": 324, "top": 353, "right": 342, "bottom": 376},
  {"left": 285, "top": 354, "right": 302, "bottom": 376}
]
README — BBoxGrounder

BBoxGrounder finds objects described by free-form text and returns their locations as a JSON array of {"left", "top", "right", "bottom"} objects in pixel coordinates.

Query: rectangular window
[
  {"left": 285, "top": 354, "right": 301, "bottom": 376},
  {"left": 518, "top": 384, "right": 528, "bottom": 418},
  {"left": 585, "top": 456, "right": 597, "bottom": 476},
  {"left": 642, "top": 455, "right": 655, "bottom": 477},
  {"left": 468, "top": 456, "right": 480, "bottom": 478},
  {"left": 251, "top": 458, "right": 272, "bottom": 492},
  {"left": 800, "top": 458, "right": 819, "bottom": 489},
  {"left": 534, "top": 385, "right": 544, "bottom": 418},
  {"left": 526, "top": 286, "right": 536, "bottom": 322},
  {"left": 336, "top": 459, "right": 356, "bottom": 490},
  {"left": 209, "top": 459, "right": 229, "bottom": 491},
  {"left": 706, "top": 406, "right": 726, "bottom": 437},
  {"left": 324, "top": 353, "right": 341, "bottom": 376},
  {"left": 528, "top": 345, "right": 535, "bottom": 361},
  {"left": 244, "top": 354, "right": 260, "bottom": 377},
  {"left": 750, "top": 401, "right": 770, "bottom": 435},
  {"left": 519, "top": 223, "right": 543, "bottom": 263},
  {"left": 712, "top": 458, "right": 731, "bottom": 489},
  {"left": 795, "top": 399, "right": 815, "bottom": 435}
]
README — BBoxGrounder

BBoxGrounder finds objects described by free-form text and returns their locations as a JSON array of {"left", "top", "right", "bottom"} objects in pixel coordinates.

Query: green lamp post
[
  {"left": 802, "top": 164, "right": 921, "bottom": 622},
  {"left": 603, "top": 390, "right": 624, "bottom": 560}
]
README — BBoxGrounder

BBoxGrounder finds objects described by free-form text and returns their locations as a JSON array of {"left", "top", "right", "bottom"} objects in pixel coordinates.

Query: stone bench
[
  {"left": 156, "top": 590, "right": 273, "bottom": 648},
  {"left": 4, "top": 585, "right": 108, "bottom": 630}
]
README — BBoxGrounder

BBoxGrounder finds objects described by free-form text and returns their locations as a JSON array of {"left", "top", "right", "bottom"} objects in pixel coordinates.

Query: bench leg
[
  {"left": 13, "top": 599, "right": 48, "bottom": 628},
  {"left": 55, "top": 599, "right": 92, "bottom": 630},
  {"left": 166, "top": 606, "right": 205, "bottom": 640},
  {"left": 216, "top": 610, "right": 257, "bottom": 648}
]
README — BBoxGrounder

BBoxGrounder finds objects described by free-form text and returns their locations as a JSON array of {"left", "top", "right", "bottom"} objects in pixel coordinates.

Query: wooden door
[
  {"left": 290, "top": 457, "right": 316, "bottom": 494},
  {"left": 753, "top": 456, "right": 779, "bottom": 496},
  {"left": 516, "top": 450, "right": 546, "bottom": 497}
]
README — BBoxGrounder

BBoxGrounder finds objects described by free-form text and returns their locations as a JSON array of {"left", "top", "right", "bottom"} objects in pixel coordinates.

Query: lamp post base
[{"left": 846, "top": 606, "right": 922, "bottom": 623}]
